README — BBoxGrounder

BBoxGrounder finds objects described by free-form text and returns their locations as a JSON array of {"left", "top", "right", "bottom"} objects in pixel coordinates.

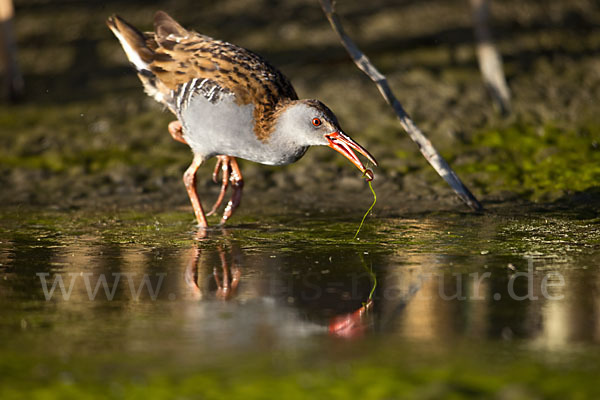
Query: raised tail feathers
[
  {"left": 154, "top": 11, "right": 188, "bottom": 39},
  {"left": 107, "top": 14, "right": 174, "bottom": 107},
  {"left": 107, "top": 14, "right": 154, "bottom": 73}
]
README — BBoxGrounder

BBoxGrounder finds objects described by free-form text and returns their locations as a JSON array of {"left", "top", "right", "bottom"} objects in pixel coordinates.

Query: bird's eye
[{"left": 312, "top": 118, "right": 322, "bottom": 127}]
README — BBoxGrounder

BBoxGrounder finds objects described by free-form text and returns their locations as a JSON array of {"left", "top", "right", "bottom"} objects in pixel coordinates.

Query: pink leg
[
  {"left": 169, "top": 121, "right": 209, "bottom": 227},
  {"left": 183, "top": 154, "right": 208, "bottom": 228},
  {"left": 168, "top": 121, "right": 242, "bottom": 225}
]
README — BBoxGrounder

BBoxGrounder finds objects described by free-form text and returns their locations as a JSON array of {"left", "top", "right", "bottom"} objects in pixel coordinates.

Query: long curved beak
[{"left": 325, "top": 131, "right": 378, "bottom": 180}]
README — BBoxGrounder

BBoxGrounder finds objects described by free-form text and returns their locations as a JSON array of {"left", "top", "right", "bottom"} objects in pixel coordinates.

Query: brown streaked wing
[{"left": 149, "top": 12, "right": 298, "bottom": 141}]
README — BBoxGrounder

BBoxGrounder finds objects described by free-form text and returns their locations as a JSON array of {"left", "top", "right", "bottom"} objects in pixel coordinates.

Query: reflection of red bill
[
  {"left": 328, "top": 299, "right": 373, "bottom": 338},
  {"left": 326, "top": 131, "right": 377, "bottom": 181}
]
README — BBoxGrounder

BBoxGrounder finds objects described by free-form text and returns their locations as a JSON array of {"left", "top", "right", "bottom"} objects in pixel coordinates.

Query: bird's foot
[
  {"left": 206, "top": 156, "right": 231, "bottom": 216},
  {"left": 206, "top": 156, "right": 244, "bottom": 225}
]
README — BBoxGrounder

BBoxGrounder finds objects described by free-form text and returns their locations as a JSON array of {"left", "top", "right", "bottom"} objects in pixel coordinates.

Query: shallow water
[{"left": 2, "top": 207, "right": 599, "bottom": 378}]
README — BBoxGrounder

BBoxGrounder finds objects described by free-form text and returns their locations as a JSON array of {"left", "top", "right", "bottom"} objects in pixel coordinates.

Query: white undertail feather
[
  {"left": 146, "top": 85, "right": 165, "bottom": 104},
  {"left": 110, "top": 28, "right": 149, "bottom": 73},
  {"left": 108, "top": 18, "right": 170, "bottom": 106}
]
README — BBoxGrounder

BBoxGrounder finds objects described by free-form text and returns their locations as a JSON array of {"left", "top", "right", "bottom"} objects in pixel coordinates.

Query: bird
[{"left": 107, "top": 11, "right": 377, "bottom": 228}]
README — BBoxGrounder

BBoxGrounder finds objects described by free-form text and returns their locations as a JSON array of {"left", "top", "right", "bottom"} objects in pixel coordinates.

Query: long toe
[
  {"left": 219, "top": 158, "right": 244, "bottom": 225},
  {"left": 206, "top": 156, "right": 231, "bottom": 216}
]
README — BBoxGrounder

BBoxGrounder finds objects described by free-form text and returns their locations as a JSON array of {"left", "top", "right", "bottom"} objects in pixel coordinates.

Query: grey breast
[{"left": 173, "top": 78, "right": 306, "bottom": 166}]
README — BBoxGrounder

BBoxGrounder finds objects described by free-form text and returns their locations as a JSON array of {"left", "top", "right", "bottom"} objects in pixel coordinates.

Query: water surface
[{"left": 1, "top": 207, "right": 599, "bottom": 397}]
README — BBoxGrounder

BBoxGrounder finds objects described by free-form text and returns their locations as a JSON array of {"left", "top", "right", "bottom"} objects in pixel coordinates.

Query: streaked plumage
[{"left": 107, "top": 11, "right": 377, "bottom": 227}]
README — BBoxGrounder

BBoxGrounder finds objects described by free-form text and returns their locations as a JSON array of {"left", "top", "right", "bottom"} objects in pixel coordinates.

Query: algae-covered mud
[{"left": 1, "top": 0, "right": 600, "bottom": 398}]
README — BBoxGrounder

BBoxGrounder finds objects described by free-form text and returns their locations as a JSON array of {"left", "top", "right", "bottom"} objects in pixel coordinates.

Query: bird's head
[{"left": 275, "top": 99, "right": 378, "bottom": 180}]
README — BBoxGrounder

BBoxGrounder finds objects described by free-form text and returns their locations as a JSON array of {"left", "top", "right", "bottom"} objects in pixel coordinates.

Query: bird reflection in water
[
  {"left": 183, "top": 228, "right": 376, "bottom": 338},
  {"left": 183, "top": 228, "right": 241, "bottom": 301},
  {"left": 329, "top": 254, "right": 376, "bottom": 338}
]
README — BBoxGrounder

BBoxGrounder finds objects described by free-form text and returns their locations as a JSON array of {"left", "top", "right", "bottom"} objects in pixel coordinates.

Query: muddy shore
[{"left": 1, "top": 0, "right": 599, "bottom": 218}]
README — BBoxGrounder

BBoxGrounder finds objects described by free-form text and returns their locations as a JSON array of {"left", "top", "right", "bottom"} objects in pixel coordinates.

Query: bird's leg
[
  {"left": 220, "top": 157, "right": 244, "bottom": 225},
  {"left": 168, "top": 120, "right": 187, "bottom": 144},
  {"left": 206, "top": 156, "right": 230, "bottom": 216},
  {"left": 169, "top": 121, "right": 210, "bottom": 226},
  {"left": 169, "top": 120, "right": 240, "bottom": 226},
  {"left": 183, "top": 154, "right": 208, "bottom": 227}
]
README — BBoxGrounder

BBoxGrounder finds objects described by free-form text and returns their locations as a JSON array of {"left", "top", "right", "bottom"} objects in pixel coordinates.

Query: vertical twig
[
  {"left": 0, "top": 0, "right": 24, "bottom": 101},
  {"left": 471, "top": 0, "right": 511, "bottom": 115},
  {"left": 319, "top": 0, "right": 483, "bottom": 211}
]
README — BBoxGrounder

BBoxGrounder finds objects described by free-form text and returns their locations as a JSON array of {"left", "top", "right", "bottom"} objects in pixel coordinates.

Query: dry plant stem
[
  {"left": 319, "top": 0, "right": 483, "bottom": 212},
  {"left": 471, "top": 0, "right": 511, "bottom": 114},
  {"left": 0, "top": 0, "right": 24, "bottom": 101}
]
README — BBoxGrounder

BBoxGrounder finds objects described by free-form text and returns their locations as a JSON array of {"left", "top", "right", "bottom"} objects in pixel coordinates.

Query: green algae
[
  {"left": 455, "top": 122, "right": 600, "bottom": 200},
  {"left": 354, "top": 180, "right": 377, "bottom": 240},
  {"left": 3, "top": 206, "right": 598, "bottom": 258}
]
